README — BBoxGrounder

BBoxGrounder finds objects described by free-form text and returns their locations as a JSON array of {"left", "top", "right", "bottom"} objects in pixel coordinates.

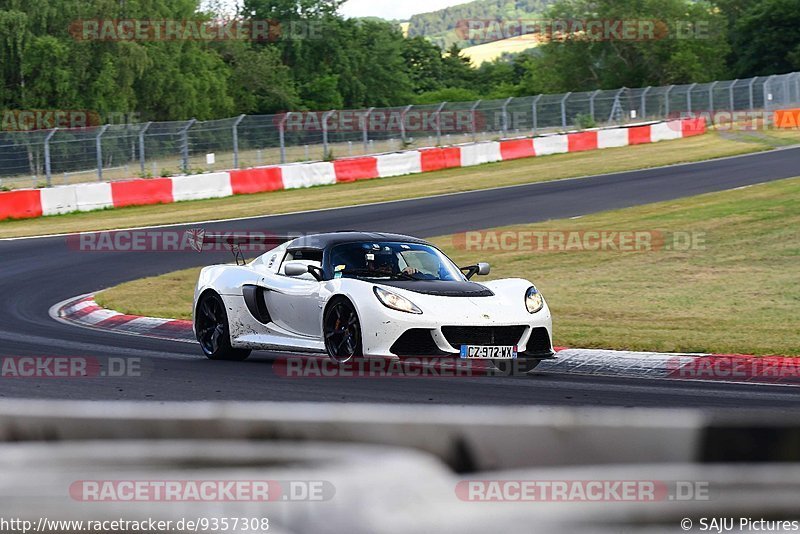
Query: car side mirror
[
  {"left": 284, "top": 262, "right": 310, "bottom": 277},
  {"left": 461, "top": 262, "right": 490, "bottom": 279}
]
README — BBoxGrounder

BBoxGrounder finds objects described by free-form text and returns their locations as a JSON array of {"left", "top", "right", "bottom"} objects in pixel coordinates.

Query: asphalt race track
[{"left": 2, "top": 147, "right": 800, "bottom": 408}]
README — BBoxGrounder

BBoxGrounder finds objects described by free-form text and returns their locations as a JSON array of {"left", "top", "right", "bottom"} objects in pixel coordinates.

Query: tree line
[{"left": 0, "top": 0, "right": 797, "bottom": 124}]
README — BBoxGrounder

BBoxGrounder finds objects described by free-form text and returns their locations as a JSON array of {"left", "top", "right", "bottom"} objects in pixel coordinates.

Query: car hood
[{"left": 374, "top": 279, "right": 494, "bottom": 297}]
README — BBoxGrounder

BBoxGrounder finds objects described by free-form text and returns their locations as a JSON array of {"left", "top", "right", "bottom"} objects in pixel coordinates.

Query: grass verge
[
  {"left": 97, "top": 176, "right": 800, "bottom": 356},
  {"left": 2, "top": 130, "right": 795, "bottom": 239}
]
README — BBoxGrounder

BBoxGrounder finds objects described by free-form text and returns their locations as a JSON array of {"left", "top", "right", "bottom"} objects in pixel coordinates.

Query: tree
[
  {"left": 217, "top": 41, "right": 299, "bottom": 114},
  {"left": 441, "top": 43, "right": 476, "bottom": 88},
  {"left": 729, "top": 0, "right": 800, "bottom": 77},
  {"left": 403, "top": 36, "right": 445, "bottom": 94},
  {"left": 507, "top": 0, "right": 731, "bottom": 92}
]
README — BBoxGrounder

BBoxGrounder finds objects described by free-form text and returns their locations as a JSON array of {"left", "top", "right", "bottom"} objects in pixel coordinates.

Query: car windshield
[{"left": 328, "top": 242, "right": 465, "bottom": 281}]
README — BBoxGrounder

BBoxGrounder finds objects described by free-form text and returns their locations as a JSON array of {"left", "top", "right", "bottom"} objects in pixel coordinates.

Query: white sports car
[{"left": 193, "top": 231, "right": 554, "bottom": 374}]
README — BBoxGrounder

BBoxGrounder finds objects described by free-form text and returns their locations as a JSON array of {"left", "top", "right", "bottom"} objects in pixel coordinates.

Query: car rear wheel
[
  {"left": 323, "top": 299, "right": 362, "bottom": 364},
  {"left": 491, "top": 359, "right": 541, "bottom": 376},
  {"left": 196, "top": 292, "right": 251, "bottom": 361}
]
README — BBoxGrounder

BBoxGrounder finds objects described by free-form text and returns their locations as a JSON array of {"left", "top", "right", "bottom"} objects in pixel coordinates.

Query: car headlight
[
  {"left": 525, "top": 286, "right": 544, "bottom": 314},
  {"left": 374, "top": 286, "right": 422, "bottom": 314}
]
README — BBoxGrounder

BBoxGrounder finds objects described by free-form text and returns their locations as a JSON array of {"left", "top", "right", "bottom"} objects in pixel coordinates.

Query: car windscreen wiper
[{"left": 341, "top": 268, "right": 417, "bottom": 281}]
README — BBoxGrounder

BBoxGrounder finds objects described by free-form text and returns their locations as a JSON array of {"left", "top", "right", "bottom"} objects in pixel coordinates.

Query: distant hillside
[
  {"left": 407, "top": 0, "right": 555, "bottom": 49},
  {"left": 461, "top": 34, "right": 540, "bottom": 64}
]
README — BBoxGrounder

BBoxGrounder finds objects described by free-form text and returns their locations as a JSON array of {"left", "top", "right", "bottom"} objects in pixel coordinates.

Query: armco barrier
[
  {"left": 376, "top": 151, "right": 422, "bottom": 178},
  {"left": 110, "top": 178, "right": 173, "bottom": 208},
  {"left": 40, "top": 186, "right": 78, "bottom": 216},
  {"left": 171, "top": 172, "right": 232, "bottom": 202},
  {"left": 567, "top": 131, "right": 598, "bottom": 152},
  {"left": 333, "top": 157, "right": 379, "bottom": 183},
  {"left": 419, "top": 146, "right": 462, "bottom": 172},
  {"left": 281, "top": 161, "right": 336, "bottom": 189},
  {"left": 628, "top": 124, "right": 652, "bottom": 145},
  {"left": 0, "top": 189, "right": 42, "bottom": 220},
  {"left": 229, "top": 166, "right": 284, "bottom": 194},
  {"left": 533, "top": 134, "right": 570, "bottom": 155},
  {"left": 75, "top": 182, "right": 113, "bottom": 211},
  {"left": 597, "top": 128, "right": 628, "bottom": 149},
  {"left": 499, "top": 138, "right": 536, "bottom": 160},
  {"left": 0, "top": 118, "right": 706, "bottom": 222},
  {"left": 650, "top": 119, "right": 684, "bottom": 142},
  {"left": 460, "top": 141, "right": 502, "bottom": 167}
]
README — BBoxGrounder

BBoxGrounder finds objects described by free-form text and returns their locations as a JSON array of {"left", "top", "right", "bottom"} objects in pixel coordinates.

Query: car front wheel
[
  {"left": 323, "top": 298, "right": 362, "bottom": 364},
  {"left": 195, "top": 292, "right": 251, "bottom": 361}
]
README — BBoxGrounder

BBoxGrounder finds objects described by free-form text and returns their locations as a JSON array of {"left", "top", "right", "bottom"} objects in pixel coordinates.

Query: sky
[{"left": 209, "top": 0, "right": 473, "bottom": 21}]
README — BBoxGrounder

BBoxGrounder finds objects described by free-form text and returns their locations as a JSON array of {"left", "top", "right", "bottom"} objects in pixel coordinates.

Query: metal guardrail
[{"left": 1, "top": 72, "right": 799, "bottom": 189}]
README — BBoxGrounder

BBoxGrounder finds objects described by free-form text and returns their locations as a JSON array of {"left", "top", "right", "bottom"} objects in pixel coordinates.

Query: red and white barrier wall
[{"left": 0, "top": 118, "right": 706, "bottom": 222}]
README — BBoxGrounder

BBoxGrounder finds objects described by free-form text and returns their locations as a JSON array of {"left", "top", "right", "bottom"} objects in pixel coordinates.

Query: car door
[{"left": 261, "top": 251, "right": 324, "bottom": 338}]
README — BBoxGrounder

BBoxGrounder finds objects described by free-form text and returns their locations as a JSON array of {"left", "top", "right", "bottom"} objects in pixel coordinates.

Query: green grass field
[
  {"left": 3, "top": 129, "right": 796, "bottom": 239},
  {"left": 97, "top": 176, "right": 800, "bottom": 356}
]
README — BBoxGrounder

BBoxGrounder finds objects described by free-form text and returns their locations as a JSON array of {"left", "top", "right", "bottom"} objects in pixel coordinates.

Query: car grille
[
  {"left": 441, "top": 326, "right": 526, "bottom": 348},
  {"left": 390, "top": 329, "right": 447, "bottom": 356},
  {"left": 523, "top": 327, "right": 552, "bottom": 356}
]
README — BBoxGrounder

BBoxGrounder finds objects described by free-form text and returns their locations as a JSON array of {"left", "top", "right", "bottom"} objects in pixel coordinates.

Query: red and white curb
[
  {"left": 52, "top": 293, "right": 800, "bottom": 385},
  {"left": 2, "top": 118, "right": 706, "bottom": 221},
  {"left": 51, "top": 294, "right": 194, "bottom": 343}
]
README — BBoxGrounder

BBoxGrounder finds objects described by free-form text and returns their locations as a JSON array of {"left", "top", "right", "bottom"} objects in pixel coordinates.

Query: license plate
[{"left": 459, "top": 345, "right": 518, "bottom": 359}]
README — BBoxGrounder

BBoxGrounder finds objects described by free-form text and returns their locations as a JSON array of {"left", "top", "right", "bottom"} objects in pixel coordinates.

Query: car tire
[
  {"left": 195, "top": 292, "right": 251, "bottom": 361},
  {"left": 491, "top": 359, "right": 541, "bottom": 376},
  {"left": 323, "top": 298, "right": 363, "bottom": 364}
]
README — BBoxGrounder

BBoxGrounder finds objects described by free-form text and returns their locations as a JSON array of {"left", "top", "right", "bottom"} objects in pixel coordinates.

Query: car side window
[{"left": 279, "top": 249, "right": 324, "bottom": 278}]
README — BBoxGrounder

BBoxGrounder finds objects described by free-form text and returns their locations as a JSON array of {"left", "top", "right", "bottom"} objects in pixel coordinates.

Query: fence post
[
  {"left": 640, "top": 86, "right": 651, "bottom": 119},
  {"left": 44, "top": 128, "right": 58, "bottom": 187},
  {"left": 589, "top": 89, "right": 601, "bottom": 121},
  {"left": 180, "top": 119, "right": 196, "bottom": 174},
  {"left": 608, "top": 88, "right": 625, "bottom": 124},
  {"left": 560, "top": 92, "right": 571, "bottom": 129},
  {"left": 322, "top": 110, "right": 336, "bottom": 160},
  {"left": 665, "top": 85, "right": 674, "bottom": 118},
  {"left": 232, "top": 114, "right": 245, "bottom": 169},
  {"left": 501, "top": 97, "right": 513, "bottom": 138},
  {"left": 95, "top": 124, "right": 110, "bottom": 181},
  {"left": 708, "top": 81, "right": 718, "bottom": 113},
  {"left": 531, "top": 95, "right": 542, "bottom": 135},
  {"left": 399, "top": 105, "right": 412, "bottom": 145},
  {"left": 794, "top": 73, "right": 800, "bottom": 103},
  {"left": 763, "top": 75, "right": 776, "bottom": 110},
  {"left": 278, "top": 113, "right": 289, "bottom": 164},
  {"left": 748, "top": 77, "right": 756, "bottom": 111},
  {"left": 362, "top": 107, "right": 374, "bottom": 153},
  {"left": 139, "top": 121, "right": 152, "bottom": 175},
  {"left": 470, "top": 100, "right": 481, "bottom": 142},
  {"left": 435, "top": 102, "right": 447, "bottom": 145},
  {"left": 783, "top": 75, "right": 791, "bottom": 107},
  {"left": 686, "top": 83, "right": 697, "bottom": 113},
  {"left": 729, "top": 79, "right": 738, "bottom": 113}
]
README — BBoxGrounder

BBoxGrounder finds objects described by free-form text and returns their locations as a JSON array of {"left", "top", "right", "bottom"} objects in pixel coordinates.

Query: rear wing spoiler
[{"left": 187, "top": 229, "right": 295, "bottom": 265}]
